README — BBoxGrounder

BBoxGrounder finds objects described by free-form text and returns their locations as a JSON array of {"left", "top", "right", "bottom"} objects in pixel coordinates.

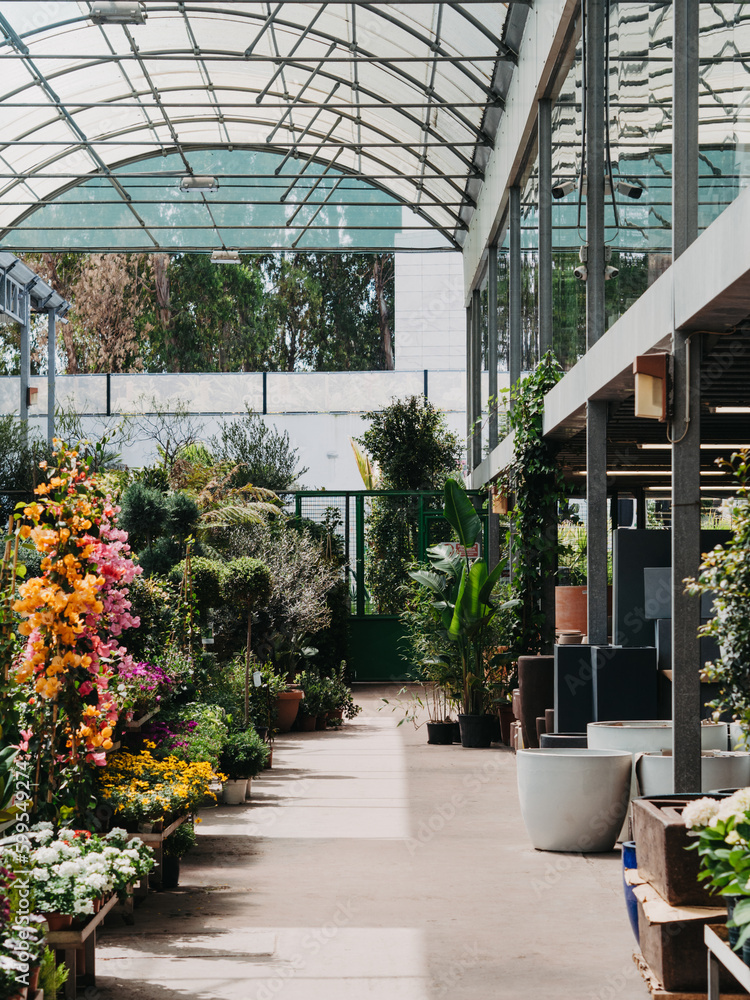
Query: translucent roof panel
[{"left": 0, "top": 1, "right": 519, "bottom": 252}]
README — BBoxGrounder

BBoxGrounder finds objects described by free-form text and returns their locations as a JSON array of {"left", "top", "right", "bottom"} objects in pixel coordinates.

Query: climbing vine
[{"left": 506, "top": 351, "right": 567, "bottom": 656}]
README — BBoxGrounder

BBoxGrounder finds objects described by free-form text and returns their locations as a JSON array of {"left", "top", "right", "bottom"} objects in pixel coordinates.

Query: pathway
[{"left": 96, "top": 686, "right": 648, "bottom": 999}]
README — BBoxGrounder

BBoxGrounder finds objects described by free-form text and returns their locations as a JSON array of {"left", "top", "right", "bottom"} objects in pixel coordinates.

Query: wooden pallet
[{"left": 633, "top": 952, "right": 749, "bottom": 999}]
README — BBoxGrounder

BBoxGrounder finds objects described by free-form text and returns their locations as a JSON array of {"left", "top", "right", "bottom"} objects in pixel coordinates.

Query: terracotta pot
[
  {"left": 28, "top": 966, "right": 40, "bottom": 993},
  {"left": 315, "top": 713, "right": 328, "bottom": 731},
  {"left": 517, "top": 655, "right": 554, "bottom": 749},
  {"left": 328, "top": 708, "right": 344, "bottom": 722},
  {"left": 44, "top": 912, "right": 73, "bottom": 931},
  {"left": 298, "top": 712, "right": 317, "bottom": 732},
  {"left": 274, "top": 690, "right": 303, "bottom": 733},
  {"left": 93, "top": 897, "right": 102, "bottom": 913},
  {"left": 497, "top": 705, "right": 514, "bottom": 745},
  {"left": 555, "top": 586, "right": 588, "bottom": 634}
]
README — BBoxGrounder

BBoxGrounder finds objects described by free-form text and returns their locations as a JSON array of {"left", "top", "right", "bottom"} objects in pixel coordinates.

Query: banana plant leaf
[{"left": 443, "top": 479, "right": 481, "bottom": 550}]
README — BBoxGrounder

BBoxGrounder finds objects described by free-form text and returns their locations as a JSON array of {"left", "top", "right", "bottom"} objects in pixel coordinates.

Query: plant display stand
[
  {"left": 121, "top": 812, "right": 189, "bottom": 917},
  {"left": 706, "top": 924, "right": 750, "bottom": 1000},
  {"left": 46, "top": 892, "right": 120, "bottom": 1000},
  {"left": 633, "top": 951, "right": 748, "bottom": 1000},
  {"left": 123, "top": 708, "right": 159, "bottom": 732}
]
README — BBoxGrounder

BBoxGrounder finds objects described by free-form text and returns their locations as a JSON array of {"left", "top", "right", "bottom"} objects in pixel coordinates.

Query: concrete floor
[{"left": 96, "top": 686, "right": 649, "bottom": 1000}]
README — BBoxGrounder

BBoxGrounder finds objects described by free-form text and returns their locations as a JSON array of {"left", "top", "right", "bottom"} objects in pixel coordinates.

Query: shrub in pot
[
  {"left": 220, "top": 729, "right": 270, "bottom": 802},
  {"left": 162, "top": 820, "right": 197, "bottom": 888},
  {"left": 295, "top": 669, "right": 325, "bottom": 730},
  {"left": 220, "top": 557, "right": 272, "bottom": 727}
]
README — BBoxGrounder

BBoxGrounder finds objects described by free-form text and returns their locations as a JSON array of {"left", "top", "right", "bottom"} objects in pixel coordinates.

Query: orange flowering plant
[{"left": 13, "top": 441, "right": 141, "bottom": 821}]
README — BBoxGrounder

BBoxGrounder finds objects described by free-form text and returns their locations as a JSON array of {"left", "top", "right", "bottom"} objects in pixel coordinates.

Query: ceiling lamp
[
  {"left": 210, "top": 251, "right": 241, "bottom": 264},
  {"left": 179, "top": 175, "right": 219, "bottom": 193},
  {"left": 90, "top": 2, "right": 146, "bottom": 24},
  {"left": 711, "top": 406, "right": 750, "bottom": 414}
]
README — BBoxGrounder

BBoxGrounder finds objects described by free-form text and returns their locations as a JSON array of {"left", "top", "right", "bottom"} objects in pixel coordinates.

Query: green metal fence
[{"left": 291, "top": 490, "right": 487, "bottom": 682}]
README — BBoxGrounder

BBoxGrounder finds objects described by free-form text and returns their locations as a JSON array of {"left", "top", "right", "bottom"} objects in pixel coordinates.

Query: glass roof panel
[{"left": 0, "top": 1, "right": 513, "bottom": 252}]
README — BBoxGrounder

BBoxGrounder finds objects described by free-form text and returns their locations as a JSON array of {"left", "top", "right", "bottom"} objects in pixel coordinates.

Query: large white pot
[
  {"left": 516, "top": 748, "right": 633, "bottom": 853},
  {"left": 636, "top": 751, "right": 750, "bottom": 797},
  {"left": 587, "top": 721, "right": 728, "bottom": 754},
  {"left": 222, "top": 779, "right": 248, "bottom": 805}
]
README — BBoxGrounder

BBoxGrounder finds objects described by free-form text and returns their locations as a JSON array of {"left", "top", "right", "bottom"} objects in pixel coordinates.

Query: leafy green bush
[
  {"left": 119, "top": 481, "right": 169, "bottom": 551},
  {"left": 158, "top": 703, "right": 228, "bottom": 769},
  {"left": 169, "top": 556, "right": 223, "bottom": 615},
  {"left": 210, "top": 405, "right": 308, "bottom": 491},
  {"left": 125, "top": 576, "right": 178, "bottom": 662},
  {"left": 220, "top": 729, "right": 269, "bottom": 779}
]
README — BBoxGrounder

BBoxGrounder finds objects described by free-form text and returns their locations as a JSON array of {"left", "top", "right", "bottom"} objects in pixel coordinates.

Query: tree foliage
[
  {"left": 15, "top": 251, "right": 394, "bottom": 375},
  {"left": 356, "top": 396, "right": 461, "bottom": 613}
]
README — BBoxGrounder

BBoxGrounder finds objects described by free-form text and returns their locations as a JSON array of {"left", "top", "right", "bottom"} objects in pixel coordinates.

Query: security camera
[
  {"left": 552, "top": 180, "right": 577, "bottom": 199},
  {"left": 604, "top": 265, "right": 619, "bottom": 281},
  {"left": 574, "top": 264, "right": 588, "bottom": 281},
  {"left": 616, "top": 181, "right": 643, "bottom": 200}
]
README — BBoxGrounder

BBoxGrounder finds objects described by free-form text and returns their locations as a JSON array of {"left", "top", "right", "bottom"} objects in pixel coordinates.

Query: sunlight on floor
[
  {"left": 202, "top": 718, "right": 412, "bottom": 840},
  {"left": 98, "top": 927, "right": 432, "bottom": 1000}
]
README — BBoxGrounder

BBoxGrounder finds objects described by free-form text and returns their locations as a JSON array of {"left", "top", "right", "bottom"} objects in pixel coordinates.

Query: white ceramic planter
[
  {"left": 223, "top": 779, "right": 247, "bottom": 805},
  {"left": 245, "top": 778, "right": 252, "bottom": 800},
  {"left": 587, "top": 720, "right": 728, "bottom": 754},
  {"left": 636, "top": 751, "right": 750, "bottom": 796},
  {"left": 516, "top": 748, "right": 633, "bottom": 853}
]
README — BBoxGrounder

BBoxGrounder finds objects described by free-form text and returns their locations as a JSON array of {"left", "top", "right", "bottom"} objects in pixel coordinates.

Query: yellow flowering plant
[
  {"left": 13, "top": 441, "right": 141, "bottom": 822},
  {"left": 96, "top": 749, "right": 221, "bottom": 825}
]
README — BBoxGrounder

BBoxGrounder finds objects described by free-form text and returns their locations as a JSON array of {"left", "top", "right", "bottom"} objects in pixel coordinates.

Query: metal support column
[
  {"left": 355, "top": 494, "right": 365, "bottom": 618},
  {"left": 488, "top": 245, "right": 499, "bottom": 451},
  {"left": 585, "top": 0, "right": 609, "bottom": 646},
  {"left": 672, "top": 0, "right": 701, "bottom": 793},
  {"left": 538, "top": 98, "right": 553, "bottom": 358},
  {"left": 472, "top": 288, "right": 482, "bottom": 469},
  {"left": 47, "top": 309, "right": 56, "bottom": 448},
  {"left": 465, "top": 303, "right": 473, "bottom": 473},
  {"left": 509, "top": 186, "right": 522, "bottom": 411},
  {"left": 19, "top": 287, "right": 30, "bottom": 447}
]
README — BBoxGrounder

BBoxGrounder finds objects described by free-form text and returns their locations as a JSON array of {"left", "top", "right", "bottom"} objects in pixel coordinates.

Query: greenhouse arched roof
[{"left": 0, "top": 1, "right": 526, "bottom": 253}]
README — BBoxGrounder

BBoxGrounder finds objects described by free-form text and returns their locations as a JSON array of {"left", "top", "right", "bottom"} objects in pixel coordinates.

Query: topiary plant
[
  {"left": 221, "top": 557, "right": 272, "bottom": 726},
  {"left": 119, "top": 480, "right": 169, "bottom": 553},
  {"left": 169, "top": 556, "right": 223, "bottom": 627}
]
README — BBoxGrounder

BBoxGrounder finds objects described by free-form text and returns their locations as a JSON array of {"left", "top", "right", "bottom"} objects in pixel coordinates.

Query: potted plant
[
  {"left": 326, "top": 661, "right": 362, "bottom": 726},
  {"left": 409, "top": 479, "right": 518, "bottom": 748},
  {"left": 295, "top": 669, "right": 325, "bottom": 731},
  {"left": 162, "top": 820, "right": 197, "bottom": 888},
  {"left": 219, "top": 729, "right": 270, "bottom": 803}
]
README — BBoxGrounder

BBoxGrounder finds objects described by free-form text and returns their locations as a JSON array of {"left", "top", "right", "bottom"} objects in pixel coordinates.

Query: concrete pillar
[
  {"left": 538, "top": 97, "right": 553, "bottom": 357},
  {"left": 488, "top": 244, "right": 499, "bottom": 451},
  {"left": 472, "top": 288, "right": 482, "bottom": 469},
  {"left": 509, "top": 185, "right": 522, "bottom": 410},
  {"left": 585, "top": 0, "right": 609, "bottom": 646},
  {"left": 671, "top": 0, "right": 701, "bottom": 793},
  {"left": 47, "top": 309, "right": 56, "bottom": 448},
  {"left": 465, "top": 303, "right": 473, "bottom": 473}
]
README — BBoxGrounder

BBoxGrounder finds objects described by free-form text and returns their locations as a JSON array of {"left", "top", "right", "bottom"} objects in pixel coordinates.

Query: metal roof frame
[{"left": 0, "top": 1, "right": 527, "bottom": 252}]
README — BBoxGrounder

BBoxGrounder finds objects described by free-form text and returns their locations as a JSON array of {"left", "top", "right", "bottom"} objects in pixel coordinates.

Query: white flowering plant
[
  {"left": 684, "top": 791, "right": 750, "bottom": 949},
  {"left": 1, "top": 825, "right": 154, "bottom": 919}
]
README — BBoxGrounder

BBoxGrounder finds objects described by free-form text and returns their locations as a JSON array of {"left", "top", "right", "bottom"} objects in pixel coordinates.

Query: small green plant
[
  {"left": 164, "top": 819, "right": 198, "bottom": 858},
  {"left": 219, "top": 729, "right": 270, "bottom": 779},
  {"left": 39, "top": 945, "right": 69, "bottom": 999}
]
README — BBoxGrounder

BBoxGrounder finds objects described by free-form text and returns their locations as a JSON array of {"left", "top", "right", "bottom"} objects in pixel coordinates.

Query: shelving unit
[
  {"left": 706, "top": 924, "right": 750, "bottom": 999},
  {"left": 46, "top": 893, "right": 120, "bottom": 1000}
]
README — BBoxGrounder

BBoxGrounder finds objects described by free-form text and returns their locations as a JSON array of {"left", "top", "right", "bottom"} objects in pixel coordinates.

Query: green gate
[{"left": 292, "top": 490, "right": 487, "bottom": 682}]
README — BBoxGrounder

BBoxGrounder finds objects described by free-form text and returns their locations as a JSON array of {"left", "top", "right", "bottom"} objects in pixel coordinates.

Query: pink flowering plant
[
  {"left": 113, "top": 661, "right": 173, "bottom": 717},
  {"left": 684, "top": 791, "right": 750, "bottom": 949}
]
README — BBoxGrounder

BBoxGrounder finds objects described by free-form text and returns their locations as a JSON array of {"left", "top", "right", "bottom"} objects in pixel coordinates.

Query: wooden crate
[
  {"left": 633, "top": 795, "right": 721, "bottom": 906},
  {"left": 633, "top": 881, "right": 741, "bottom": 994},
  {"left": 633, "top": 952, "right": 748, "bottom": 999}
]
